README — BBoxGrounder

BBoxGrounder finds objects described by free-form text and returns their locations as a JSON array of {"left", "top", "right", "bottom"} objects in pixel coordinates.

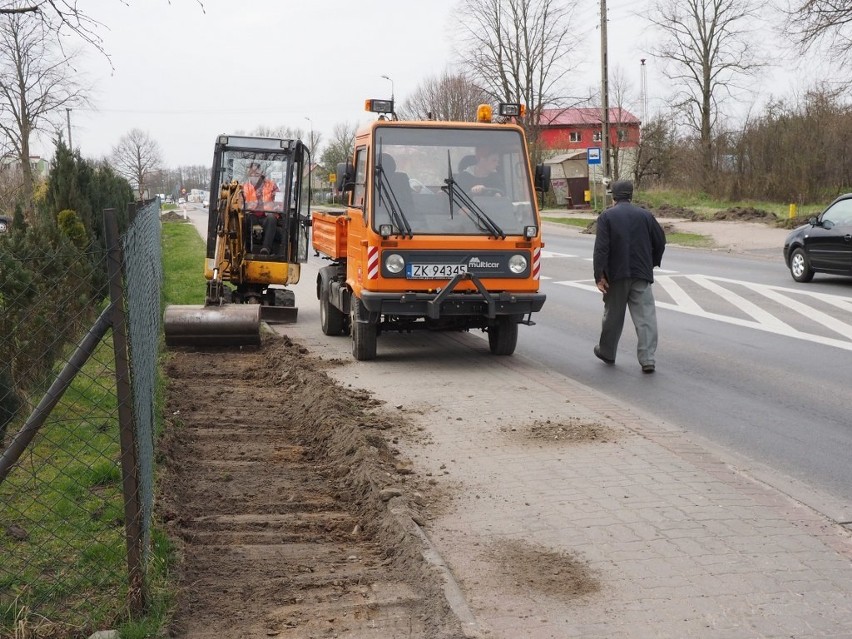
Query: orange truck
[{"left": 312, "top": 100, "right": 550, "bottom": 360}]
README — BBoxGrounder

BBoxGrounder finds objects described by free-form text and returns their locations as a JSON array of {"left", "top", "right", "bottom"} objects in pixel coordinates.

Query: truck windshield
[{"left": 372, "top": 127, "right": 536, "bottom": 236}]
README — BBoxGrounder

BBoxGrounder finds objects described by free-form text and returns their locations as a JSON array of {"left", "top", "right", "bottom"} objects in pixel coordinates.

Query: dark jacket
[{"left": 593, "top": 200, "right": 666, "bottom": 283}]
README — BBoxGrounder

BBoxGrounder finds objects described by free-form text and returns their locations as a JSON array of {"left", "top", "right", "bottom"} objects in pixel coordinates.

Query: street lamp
[
  {"left": 380, "top": 74, "right": 394, "bottom": 102},
  {"left": 304, "top": 116, "right": 313, "bottom": 153}
]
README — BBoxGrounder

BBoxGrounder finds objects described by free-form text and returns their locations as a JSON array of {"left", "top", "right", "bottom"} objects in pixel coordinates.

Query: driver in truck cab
[
  {"left": 458, "top": 146, "right": 504, "bottom": 197},
  {"left": 243, "top": 161, "right": 280, "bottom": 255}
]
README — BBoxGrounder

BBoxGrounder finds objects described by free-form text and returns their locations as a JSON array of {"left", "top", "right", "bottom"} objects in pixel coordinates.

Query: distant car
[
  {"left": 178, "top": 197, "right": 186, "bottom": 205},
  {"left": 783, "top": 193, "right": 852, "bottom": 282},
  {"left": 203, "top": 199, "right": 209, "bottom": 208},
  {"left": 0, "top": 215, "right": 9, "bottom": 234}
]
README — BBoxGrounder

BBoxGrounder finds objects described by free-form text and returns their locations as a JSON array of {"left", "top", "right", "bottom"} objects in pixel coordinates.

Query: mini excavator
[{"left": 164, "top": 135, "right": 312, "bottom": 347}]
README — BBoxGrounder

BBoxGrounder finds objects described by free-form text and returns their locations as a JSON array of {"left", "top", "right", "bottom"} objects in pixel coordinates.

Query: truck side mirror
[
  {"left": 336, "top": 161, "right": 356, "bottom": 194},
  {"left": 534, "top": 164, "right": 551, "bottom": 193}
]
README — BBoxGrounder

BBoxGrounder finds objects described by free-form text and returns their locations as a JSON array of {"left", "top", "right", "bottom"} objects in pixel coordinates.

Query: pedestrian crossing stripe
[{"left": 553, "top": 275, "right": 852, "bottom": 352}]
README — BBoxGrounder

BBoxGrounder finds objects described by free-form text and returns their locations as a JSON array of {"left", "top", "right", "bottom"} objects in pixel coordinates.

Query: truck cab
[{"left": 313, "top": 101, "right": 549, "bottom": 360}]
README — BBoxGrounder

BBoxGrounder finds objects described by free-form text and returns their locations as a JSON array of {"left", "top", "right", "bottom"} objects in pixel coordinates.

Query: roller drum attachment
[{"left": 164, "top": 304, "right": 261, "bottom": 347}]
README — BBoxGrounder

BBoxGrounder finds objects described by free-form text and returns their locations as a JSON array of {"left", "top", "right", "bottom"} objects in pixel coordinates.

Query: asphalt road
[
  {"left": 176, "top": 204, "right": 852, "bottom": 521},
  {"left": 533, "top": 223, "right": 852, "bottom": 520}
]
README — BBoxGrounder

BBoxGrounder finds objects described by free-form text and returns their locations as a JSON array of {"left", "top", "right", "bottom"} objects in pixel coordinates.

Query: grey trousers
[{"left": 597, "top": 278, "right": 658, "bottom": 366}]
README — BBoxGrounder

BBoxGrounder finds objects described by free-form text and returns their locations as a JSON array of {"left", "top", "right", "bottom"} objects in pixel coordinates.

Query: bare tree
[
  {"left": 592, "top": 66, "right": 642, "bottom": 181},
  {"left": 399, "top": 70, "right": 492, "bottom": 122},
  {"left": 319, "top": 121, "right": 357, "bottom": 177},
  {"left": 0, "top": 1, "right": 204, "bottom": 61},
  {"left": 648, "top": 0, "right": 766, "bottom": 189},
  {"left": 455, "top": 0, "right": 582, "bottom": 162},
  {"left": 246, "top": 124, "right": 322, "bottom": 160},
  {"left": 0, "top": 0, "right": 106, "bottom": 56},
  {"left": 785, "top": 0, "right": 852, "bottom": 62},
  {"left": 110, "top": 129, "right": 163, "bottom": 199},
  {"left": 633, "top": 110, "right": 681, "bottom": 189},
  {"left": 0, "top": 9, "right": 87, "bottom": 209}
]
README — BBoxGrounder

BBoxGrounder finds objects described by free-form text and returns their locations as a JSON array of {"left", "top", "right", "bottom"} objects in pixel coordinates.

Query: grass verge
[{"left": 543, "top": 215, "right": 713, "bottom": 248}]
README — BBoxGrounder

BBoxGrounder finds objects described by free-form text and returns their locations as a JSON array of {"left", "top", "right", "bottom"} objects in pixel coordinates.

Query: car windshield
[{"left": 372, "top": 126, "right": 536, "bottom": 236}]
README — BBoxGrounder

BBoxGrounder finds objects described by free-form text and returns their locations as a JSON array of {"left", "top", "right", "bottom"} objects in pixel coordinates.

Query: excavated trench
[{"left": 160, "top": 334, "right": 463, "bottom": 638}]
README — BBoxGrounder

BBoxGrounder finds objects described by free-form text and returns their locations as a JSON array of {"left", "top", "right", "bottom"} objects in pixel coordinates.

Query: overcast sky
[{"left": 47, "top": 0, "right": 812, "bottom": 168}]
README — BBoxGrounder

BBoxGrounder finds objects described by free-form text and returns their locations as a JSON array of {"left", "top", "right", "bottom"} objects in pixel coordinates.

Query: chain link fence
[{"left": 1, "top": 200, "right": 161, "bottom": 637}]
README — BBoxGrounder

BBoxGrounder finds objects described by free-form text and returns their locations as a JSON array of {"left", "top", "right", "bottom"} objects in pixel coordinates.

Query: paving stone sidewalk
[{"left": 281, "top": 316, "right": 852, "bottom": 639}]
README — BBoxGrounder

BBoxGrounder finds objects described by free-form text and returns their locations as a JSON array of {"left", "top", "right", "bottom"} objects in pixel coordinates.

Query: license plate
[{"left": 406, "top": 263, "right": 467, "bottom": 279}]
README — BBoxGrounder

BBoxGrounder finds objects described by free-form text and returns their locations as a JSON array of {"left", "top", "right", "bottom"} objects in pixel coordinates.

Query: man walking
[{"left": 593, "top": 180, "right": 666, "bottom": 373}]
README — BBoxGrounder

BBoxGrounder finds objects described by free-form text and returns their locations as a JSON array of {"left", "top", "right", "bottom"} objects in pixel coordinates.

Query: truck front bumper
[{"left": 359, "top": 272, "right": 546, "bottom": 319}]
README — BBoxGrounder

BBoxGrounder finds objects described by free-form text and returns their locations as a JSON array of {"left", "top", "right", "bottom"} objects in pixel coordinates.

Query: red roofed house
[{"left": 538, "top": 107, "right": 641, "bottom": 207}]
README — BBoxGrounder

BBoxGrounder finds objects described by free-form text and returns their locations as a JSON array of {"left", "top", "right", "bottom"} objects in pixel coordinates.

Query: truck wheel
[
  {"left": 488, "top": 317, "right": 518, "bottom": 356},
  {"left": 351, "top": 300, "right": 377, "bottom": 361},
  {"left": 319, "top": 272, "right": 345, "bottom": 335}
]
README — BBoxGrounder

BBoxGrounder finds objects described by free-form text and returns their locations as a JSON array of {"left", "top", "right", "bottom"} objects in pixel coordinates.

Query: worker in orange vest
[{"left": 243, "top": 162, "right": 280, "bottom": 255}]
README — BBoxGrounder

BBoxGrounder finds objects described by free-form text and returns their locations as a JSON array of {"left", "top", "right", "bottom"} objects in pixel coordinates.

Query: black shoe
[
  {"left": 641, "top": 363, "right": 655, "bottom": 373},
  {"left": 594, "top": 346, "right": 615, "bottom": 365}
]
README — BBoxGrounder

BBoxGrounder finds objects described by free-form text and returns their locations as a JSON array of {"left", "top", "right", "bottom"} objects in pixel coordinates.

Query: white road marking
[{"left": 554, "top": 274, "right": 852, "bottom": 352}]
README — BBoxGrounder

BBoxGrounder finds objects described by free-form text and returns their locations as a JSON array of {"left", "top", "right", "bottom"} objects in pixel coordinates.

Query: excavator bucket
[
  {"left": 164, "top": 304, "right": 262, "bottom": 348},
  {"left": 259, "top": 305, "right": 298, "bottom": 324}
]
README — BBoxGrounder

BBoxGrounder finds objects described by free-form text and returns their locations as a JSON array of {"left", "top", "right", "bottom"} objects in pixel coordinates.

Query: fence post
[{"left": 104, "top": 208, "right": 146, "bottom": 614}]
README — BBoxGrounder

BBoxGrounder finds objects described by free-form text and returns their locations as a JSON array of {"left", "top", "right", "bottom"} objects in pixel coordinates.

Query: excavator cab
[
  {"left": 206, "top": 135, "right": 311, "bottom": 277},
  {"left": 163, "top": 135, "right": 311, "bottom": 347}
]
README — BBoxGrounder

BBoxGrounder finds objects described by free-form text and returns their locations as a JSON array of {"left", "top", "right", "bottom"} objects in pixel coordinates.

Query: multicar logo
[{"left": 467, "top": 257, "right": 500, "bottom": 268}]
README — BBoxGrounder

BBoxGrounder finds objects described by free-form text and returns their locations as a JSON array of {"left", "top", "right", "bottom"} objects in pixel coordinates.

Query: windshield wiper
[
  {"left": 376, "top": 155, "right": 413, "bottom": 238},
  {"left": 441, "top": 151, "right": 505, "bottom": 239}
]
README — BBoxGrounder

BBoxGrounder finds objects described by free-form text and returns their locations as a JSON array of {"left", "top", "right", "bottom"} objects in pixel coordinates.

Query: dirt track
[{"left": 160, "top": 336, "right": 463, "bottom": 637}]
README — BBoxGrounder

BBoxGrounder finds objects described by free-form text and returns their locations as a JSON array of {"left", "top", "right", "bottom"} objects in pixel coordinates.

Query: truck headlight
[
  {"left": 509, "top": 254, "right": 527, "bottom": 274},
  {"left": 385, "top": 253, "right": 405, "bottom": 274}
]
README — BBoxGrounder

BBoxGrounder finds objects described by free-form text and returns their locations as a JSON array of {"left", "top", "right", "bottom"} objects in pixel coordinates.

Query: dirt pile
[
  {"left": 643, "top": 203, "right": 701, "bottom": 220},
  {"left": 160, "top": 335, "right": 462, "bottom": 638},
  {"left": 160, "top": 211, "right": 189, "bottom": 222},
  {"left": 711, "top": 206, "right": 776, "bottom": 222}
]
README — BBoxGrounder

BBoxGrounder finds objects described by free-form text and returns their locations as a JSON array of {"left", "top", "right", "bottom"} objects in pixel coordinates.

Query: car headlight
[
  {"left": 385, "top": 253, "right": 405, "bottom": 274},
  {"left": 508, "top": 254, "right": 527, "bottom": 274}
]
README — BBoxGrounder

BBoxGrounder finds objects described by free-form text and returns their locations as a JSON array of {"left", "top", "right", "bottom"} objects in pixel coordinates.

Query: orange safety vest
[{"left": 243, "top": 178, "right": 279, "bottom": 213}]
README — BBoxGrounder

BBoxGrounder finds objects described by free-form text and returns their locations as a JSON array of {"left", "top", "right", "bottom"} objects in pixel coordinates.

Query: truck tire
[
  {"left": 351, "top": 300, "right": 377, "bottom": 361},
  {"left": 488, "top": 316, "right": 518, "bottom": 356},
  {"left": 318, "top": 270, "right": 345, "bottom": 335}
]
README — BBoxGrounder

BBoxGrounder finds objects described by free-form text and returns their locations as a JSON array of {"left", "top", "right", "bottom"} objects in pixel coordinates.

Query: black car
[{"left": 783, "top": 193, "right": 852, "bottom": 282}]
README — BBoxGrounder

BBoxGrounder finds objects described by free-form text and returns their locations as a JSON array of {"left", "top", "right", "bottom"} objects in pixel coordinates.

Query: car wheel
[
  {"left": 488, "top": 316, "right": 518, "bottom": 356},
  {"left": 790, "top": 247, "right": 815, "bottom": 283}
]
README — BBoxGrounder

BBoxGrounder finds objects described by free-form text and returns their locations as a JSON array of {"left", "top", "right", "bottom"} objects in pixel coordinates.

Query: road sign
[
  {"left": 587, "top": 147, "right": 601, "bottom": 165},
  {"left": 329, "top": 173, "right": 336, "bottom": 184}
]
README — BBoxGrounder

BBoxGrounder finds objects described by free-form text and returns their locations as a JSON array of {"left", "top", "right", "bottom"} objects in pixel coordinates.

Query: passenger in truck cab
[
  {"left": 458, "top": 146, "right": 504, "bottom": 197},
  {"left": 242, "top": 161, "right": 281, "bottom": 256},
  {"left": 377, "top": 153, "right": 414, "bottom": 211}
]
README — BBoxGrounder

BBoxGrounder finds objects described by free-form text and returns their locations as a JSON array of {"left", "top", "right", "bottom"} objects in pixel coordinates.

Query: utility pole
[
  {"left": 66, "top": 108, "right": 72, "bottom": 150},
  {"left": 600, "top": 0, "right": 610, "bottom": 200}
]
